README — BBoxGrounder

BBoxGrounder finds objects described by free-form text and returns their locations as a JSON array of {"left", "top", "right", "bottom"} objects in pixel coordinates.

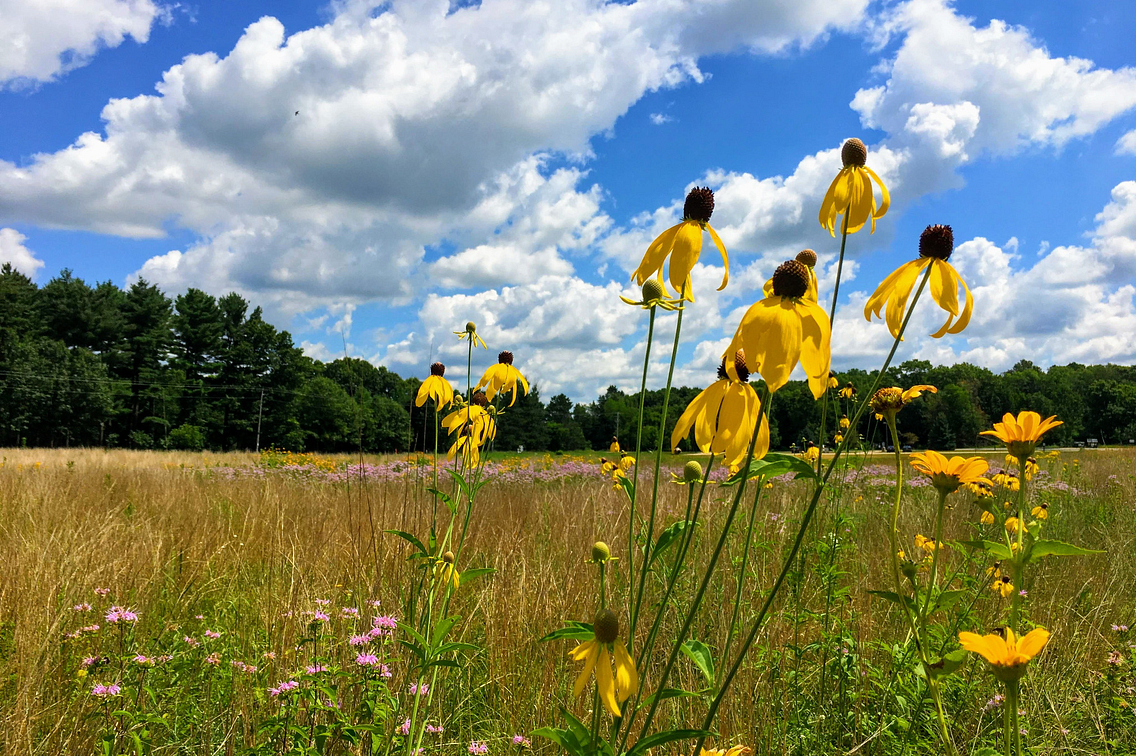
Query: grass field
[{"left": 0, "top": 446, "right": 1133, "bottom": 755}]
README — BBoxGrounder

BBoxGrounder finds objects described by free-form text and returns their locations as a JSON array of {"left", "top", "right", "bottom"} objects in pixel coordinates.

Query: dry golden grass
[{"left": 0, "top": 446, "right": 1132, "bottom": 754}]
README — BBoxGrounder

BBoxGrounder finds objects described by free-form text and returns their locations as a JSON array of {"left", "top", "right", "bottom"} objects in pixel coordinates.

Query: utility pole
[{"left": 255, "top": 388, "right": 264, "bottom": 452}]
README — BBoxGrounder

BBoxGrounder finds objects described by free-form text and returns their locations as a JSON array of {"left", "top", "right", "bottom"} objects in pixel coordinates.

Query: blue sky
[{"left": 1, "top": 0, "right": 1135, "bottom": 401}]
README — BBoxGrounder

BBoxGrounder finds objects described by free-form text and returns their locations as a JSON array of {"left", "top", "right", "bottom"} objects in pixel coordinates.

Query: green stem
[
  {"left": 1010, "top": 456, "right": 1028, "bottom": 629},
  {"left": 723, "top": 472, "right": 765, "bottom": 664},
  {"left": 631, "top": 290, "right": 685, "bottom": 637},
  {"left": 630, "top": 387, "right": 768, "bottom": 747},
  {"left": 921, "top": 489, "right": 949, "bottom": 636},
  {"left": 628, "top": 306, "right": 656, "bottom": 646},
  {"left": 816, "top": 212, "right": 851, "bottom": 475},
  {"left": 1006, "top": 679, "right": 1021, "bottom": 756},
  {"left": 689, "top": 263, "right": 935, "bottom": 756}
]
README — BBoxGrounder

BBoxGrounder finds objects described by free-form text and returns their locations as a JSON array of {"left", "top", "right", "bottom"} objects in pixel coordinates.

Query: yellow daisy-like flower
[
  {"left": 839, "top": 415, "right": 851, "bottom": 431},
  {"left": 763, "top": 249, "right": 819, "bottom": 303},
  {"left": 454, "top": 321, "right": 488, "bottom": 350},
  {"left": 980, "top": 510, "right": 995, "bottom": 526},
  {"left": 443, "top": 398, "right": 497, "bottom": 465},
  {"left": 914, "top": 534, "right": 937, "bottom": 554},
  {"left": 632, "top": 187, "right": 728, "bottom": 303},
  {"left": 699, "top": 746, "right": 752, "bottom": 756},
  {"left": 609, "top": 437, "right": 620, "bottom": 453},
  {"left": 838, "top": 383, "right": 857, "bottom": 400},
  {"left": 981, "top": 411, "right": 1063, "bottom": 460},
  {"left": 618, "top": 454, "right": 635, "bottom": 473},
  {"left": 958, "top": 627, "right": 1050, "bottom": 682},
  {"left": 434, "top": 551, "right": 459, "bottom": 591},
  {"left": 802, "top": 444, "right": 820, "bottom": 463},
  {"left": 869, "top": 385, "right": 937, "bottom": 421},
  {"left": 991, "top": 575, "right": 1015, "bottom": 598},
  {"left": 819, "top": 138, "right": 890, "bottom": 237},
  {"left": 828, "top": 374, "right": 839, "bottom": 390},
  {"left": 864, "top": 224, "right": 973, "bottom": 339},
  {"left": 1031, "top": 503, "right": 1048, "bottom": 520},
  {"left": 910, "top": 450, "right": 990, "bottom": 495},
  {"left": 724, "top": 260, "right": 831, "bottom": 397},
  {"left": 671, "top": 352, "right": 770, "bottom": 470},
  {"left": 993, "top": 472, "right": 1020, "bottom": 493},
  {"left": 570, "top": 608, "right": 638, "bottom": 717},
  {"left": 1024, "top": 457, "right": 1039, "bottom": 480},
  {"left": 834, "top": 433, "right": 844, "bottom": 445},
  {"left": 1004, "top": 516, "right": 1022, "bottom": 534},
  {"left": 415, "top": 362, "right": 454, "bottom": 409},
  {"left": 475, "top": 351, "right": 530, "bottom": 407}
]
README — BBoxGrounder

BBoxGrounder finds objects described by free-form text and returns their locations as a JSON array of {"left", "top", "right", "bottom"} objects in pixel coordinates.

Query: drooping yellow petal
[
  {"left": 728, "top": 298, "right": 801, "bottom": 394},
  {"left": 613, "top": 641, "right": 638, "bottom": 702},
  {"left": 595, "top": 647, "right": 620, "bottom": 717},
  {"left": 571, "top": 641, "right": 598, "bottom": 698},
  {"left": 633, "top": 223, "right": 683, "bottom": 286},
  {"left": 671, "top": 387, "right": 712, "bottom": 452},
  {"left": 863, "top": 165, "right": 890, "bottom": 224},
  {"left": 1016, "top": 628, "right": 1050, "bottom": 661},
  {"left": 818, "top": 171, "right": 844, "bottom": 236},
  {"left": 958, "top": 632, "right": 1007, "bottom": 666},
  {"left": 706, "top": 223, "right": 729, "bottom": 291},
  {"left": 798, "top": 300, "right": 832, "bottom": 400},
  {"left": 669, "top": 222, "right": 704, "bottom": 301}
]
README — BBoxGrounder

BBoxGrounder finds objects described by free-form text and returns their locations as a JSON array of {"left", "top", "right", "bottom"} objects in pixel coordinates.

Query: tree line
[{"left": 2, "top": 264, "right": 1135, "bottom": 453}]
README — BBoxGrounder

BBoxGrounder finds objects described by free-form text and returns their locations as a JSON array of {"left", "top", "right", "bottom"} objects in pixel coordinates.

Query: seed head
[
  {"left": 683, "top": 460, "right": 704, "bottom": 483},
  {"left": 591, "top": 541, "right": 611, "bottom": 563},
  {"left": 715, "top": 349, "right": 749, "bottom": 383},
  {"left": 870, "top": 387, "right": 905, "bottom": 415},
  {"left": 442, "top": 551, "right": 455, "bottom": 564},
  {"left": 471, "top": 391, "right": 488, "bottom": 407},
  {"left": 641, "top": 278, "right": 666, "bottom": 302},
  {"left": 465, "top": 321, "right": 477, "bottom": 333},
  {"left": 430, "top": 362, "right": 446, "bottom": 377},
  {"left": 919, "top": 225, "right": 954, "bottom": 261},
  {"left": 841, "top": 138, "right": 868, "bottom": 168},
  {"left": 498, "top": 350, "right": 514, "bottom": 365},
  {"left": 683, "top": 187, "right": 715, "bottom": 224},
  {"left": 593, "top": 608, "right": 620, "bottom": 644},
  {"left": 771, "top": 260, "right": 810, "bottom": 299},
  {"left": 795, "top": 249, "right": 817, "bottom": 268}
]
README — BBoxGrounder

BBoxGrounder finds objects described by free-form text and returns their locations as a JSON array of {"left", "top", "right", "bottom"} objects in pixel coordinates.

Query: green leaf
[
  {"left": 384, "top": 530, "right": 428, "bottom": 556},
  {"left": 397, "top": 621, "right": 429, "bottom": 649},
  {"left": 458, "top": 567, "right": 496, "bottom": 588},
  {"left": 435, "top": 641, "right": 479, "bottom": 656},
  {"left": 1028, "top": 539, "right": 1104, "bottom": 560},
  {"left": 426, "top": 489, "right": 457, "bottom": 515},
  {"left": 924, "top": 649, "right": 967, "bottom": 679},
  {"left": 432, "top": 615, "right": 461, "bottom": 645},
  {"left": 626, "top": 729, "right": 709, "bottom": 756},
  {"left": 981, "top": 540, "right": 1013, "bottom": 560},
  {"left": 532, "top": 728, "right": 579, "bottom": 755},
  {"left": 649, "top": 520, "right": 694, "bottom": 568},
  {"left": 932, "top": 589, "right": 968, "bottom": 613},
  {"left": 680, "top": 639, "right": 715, "bottom": 686},
  {"left": 722, "top": 454, "right": 814, "bottom": 486},
  {"left": 539, "top": 622, "right": 594, "bottom": 642}
]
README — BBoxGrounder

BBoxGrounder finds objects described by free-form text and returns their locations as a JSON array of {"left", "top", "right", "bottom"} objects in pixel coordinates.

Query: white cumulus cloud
[
  {"left": 0, "top": 227, "right": 46, "bottom": 278},
  {"left": 0, "top": 0, "right": 161, "bottom": 86}
]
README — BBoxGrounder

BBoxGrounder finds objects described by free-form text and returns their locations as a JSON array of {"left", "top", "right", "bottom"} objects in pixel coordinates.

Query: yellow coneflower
[
  {"left": 818, "top": 138, "right": 890, "bottom": 236},
  {"left": 1004, "top": 516, "right": 1022, "bottom": 534},
  {"left": 839, "top": 415, "right": 850, "bottom": 431},
  {"left": 764, "top": 249, "right": 819, "bottom": 302},
  {"left": 618, "top": 454, "right": 635, "bottom": 473},
  {"left": 1024, "top": 457, "right": 1039, "bottom": 480},
  {"left": 632, "top": 187, "right": 728, "bottom": 303},
  {"left": 839, "top": 382, "right": 857, "bottom": 400},
  {"left": 724, "top": 260, "right": 831, "bottom": 397},
  {"left": 914, "top": 534, "right": 938, "bottom": 554},
  {"left": 1031, "top": 503, "right": 1049, "bottom": 520},
  {"left": 991, "top": 575, "right": 1015, "bottom": 598},
  {"left": 910, "top": 450, "right": 990, "bottom": 495},
  {"left": 415, "top": 362, "right": 454, "bottom": 409},
  {"left": 828, "top": 373, "right": 839, "bottom": 390},
  {"left": 570, "top": 608, "right": 638, "bottom": 717},
  {"left": 609, "top": 437, "right": 620, "bottom": 453},
  {"left": 980, "top": 510, "right": 995, "bottom": 526},
  {"left": 959, "top": 627, "right": 1050, "bottom": 682},
  {"left": 443, "top": 397, "right": 496, "bottom": 465},
  {"left": 434, "top": 551, "right": 459, "bottom": 591},
  {"left": 802, "top": 443, "right": 820, "bottom": 463},
  {"left": 869, "top": 385, "right": 937, "bottom": 422},
  {"left": 454, "top": 321, "right": 487, "bottom": 350},
  {"left": 671, "top": 351, "right": 770, "bottom": 469},
  {"left": 864, "top": 224, "right": 973, "bottom": 339},
  {"left": 698, "top": 746, "right": 751, "bottom": 756},
  {"left": 834, "top": 433, "right": 844, "bottom": 445},
  {"left": 981, "top": 411, "right": 1063, "bottom": 460},
  {"left": 476, "top": 351, "right": 529, "bottom": 407},
  {"left": 993, "top": 473, "right": 1020, "bottom": 492}
]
